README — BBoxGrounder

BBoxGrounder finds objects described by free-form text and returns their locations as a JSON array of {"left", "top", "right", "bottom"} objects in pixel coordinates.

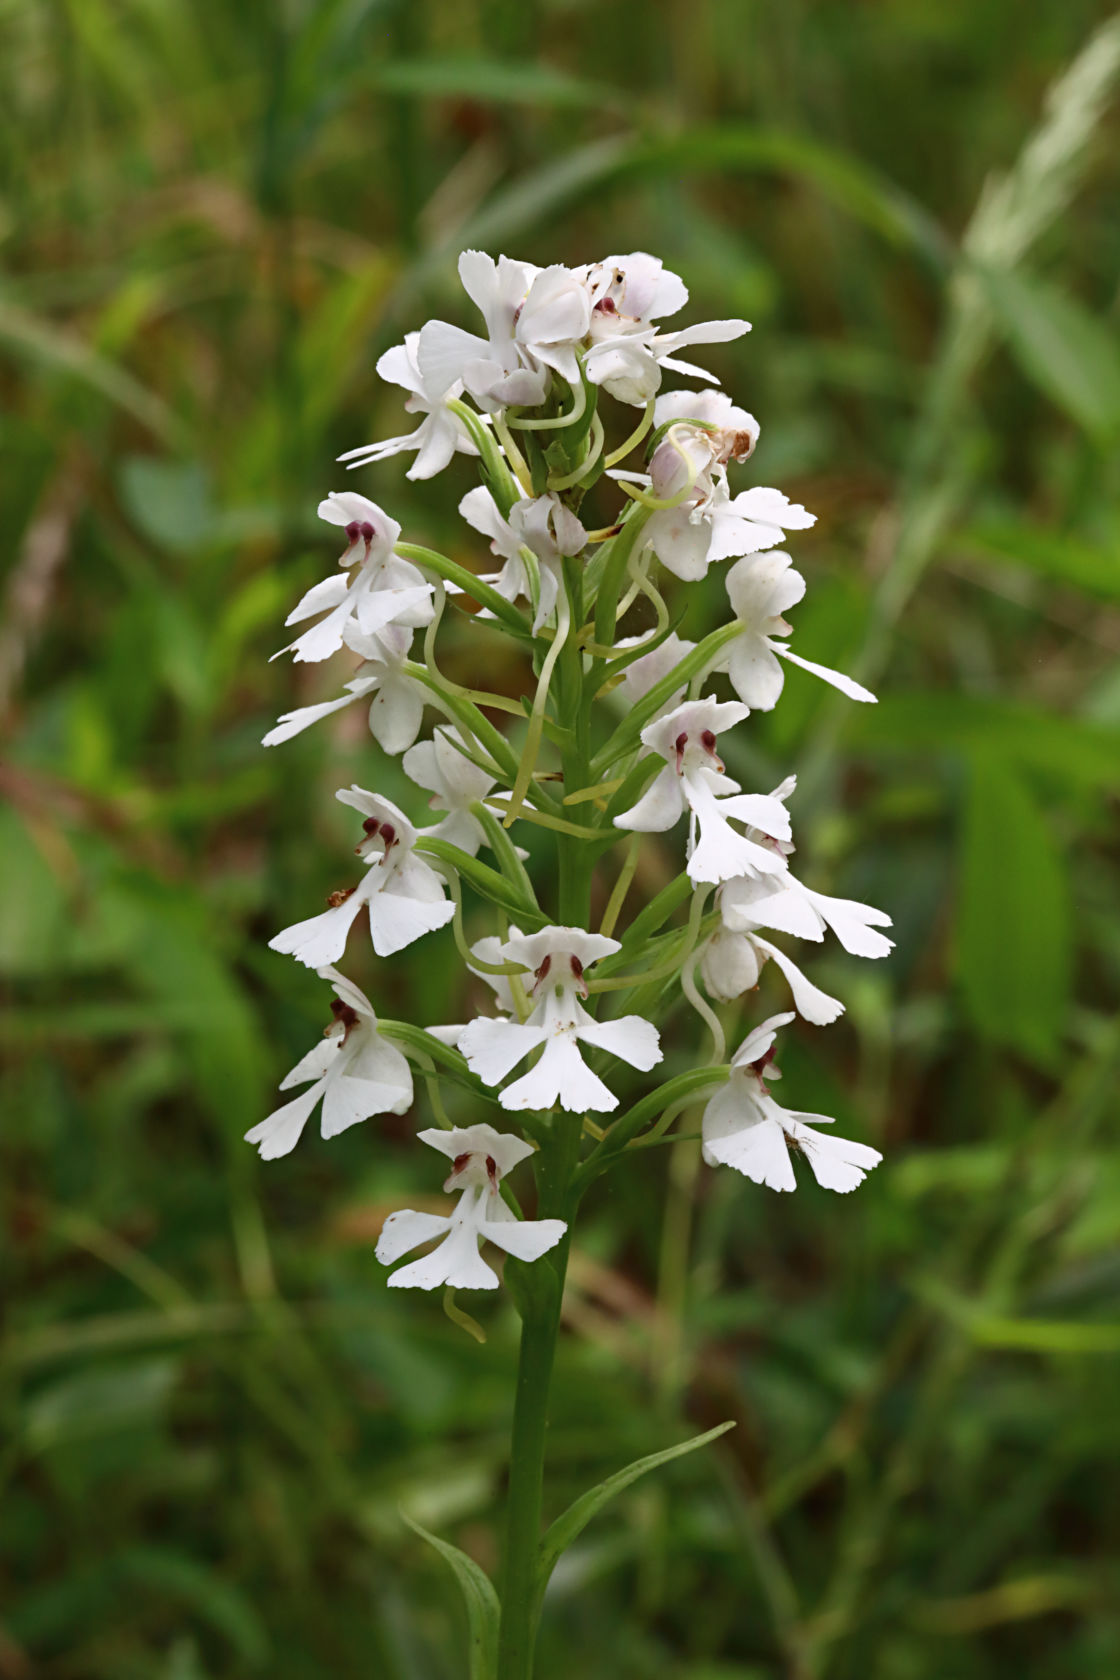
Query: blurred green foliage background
[{"left": 3, "top": 1, "right": 1120, "bottom": 1675}]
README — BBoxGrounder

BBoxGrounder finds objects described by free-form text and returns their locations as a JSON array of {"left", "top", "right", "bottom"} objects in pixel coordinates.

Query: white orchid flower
[
  {"left": 613, "top": 698, "right": 791, "bottom": 885},
  {"left": 269, "top": 789, "right": 453, "bottom": 968},
  {"left": 274, "top": 493, "right": 433, "bottom": 664},
  {"left": 337, "top": 331, "right": 479, "bottom": 481},
  {"left": 459, "top": 927, "right": 662, "bottom": 1113},
  {"left": 626, "top": 392, "right": 814, "bottom": 582},
  {"left": 245, "top": 968, "right": 413, "bottom": 1159},
  {"left": 262, "top": 623, "right": 428, "bottom": 755},
  {"left": 719, "top": 551, "right": 875, "bottom": 711},
  {"left": 582, "top": 252, "right": 689, "bottom": 327},
  {"left": 375, "top": 1124, "right": 567, "bottom": 1290},
  {"left": 702, "top": 1015, "right": 882, "bottom": 1193},
  {"left": 723, "top": 868, "right": 894, "bottom": 959},
  {"left": 402, "top": 726, "right": 495, "bottom": 857},
  {"left": 580, "top": 257, "right": 749, "bottom": 404},
  {"left": 458, "top": 487, "right": 586, "bottom": 630},
  {"left": 418, "top": 251, "right": 555, "bottom": 413}
]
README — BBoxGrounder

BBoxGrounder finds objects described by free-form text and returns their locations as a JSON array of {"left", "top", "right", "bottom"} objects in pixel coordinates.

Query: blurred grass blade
[
  {"left": 459, "top": 128, "right": 947, "bottom": 268},
  {"left": 534, "top": 1421, "right": 735, "bottom": 1612},
  {"left": 956, "top": 755, "right": 1070, "bottom": 1060},
  {"left": 977, "top": 265, "right": 1120, "bottom": 437},
  {"left": 373, "top": 56, "right": 628, "bottom": 111},
  {"left": 401, "top": 1513, "right": 499, "bottom": 1680},
  {"left": 960, "top": 520, "right": 1120, "bottom": 601},
  {"left": 0, "top": 299, "right": 183, "bottom": 444}
]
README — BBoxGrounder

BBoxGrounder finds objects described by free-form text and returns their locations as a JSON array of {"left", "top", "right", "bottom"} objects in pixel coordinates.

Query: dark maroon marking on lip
[
  {"left": 749, "top": 1044, "right": 778, "bottom": 1079},
  {"left": 569, "top": 954, "right": 583, "bottom": 978},
  {"left": 594, "top": 296, "right": 617, "bottom": 314},
  {"left": 452, "top": 1152, "right": 471, "bottom": 1176},
  {"left": 534, "top": 953, "right": 552, "bottom": 986},
  {"left": 700, "top": 730, "right": 717, "bottom": 750},
  {"left": 378, "top": 823, "right": 396, "bottom": 848},
  {"left": 344, "top": 520, "right": 362, "bottom": 544},
  {"left": 362, "top": 816, "right": 379, "bottom": 834},
  {"left": 328, "top": 998, "right": 360, "bottom": 1041},
  {"left": 485, "top": 1155, "right": 498, "bottom": 1181},
  {"left": 359, "top": 521, "right": 375, "bottom": 542}
]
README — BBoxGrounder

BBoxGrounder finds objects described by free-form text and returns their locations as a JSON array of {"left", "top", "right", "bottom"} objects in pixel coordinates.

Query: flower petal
[
  {"left": 375, "top": 1207, "right": 452, "bottom": 1264},
  {"left": 245, "top": 1080, "right": 327, "bottom": 1159},
  {"left": 459, "top": 1017, "right": 546, "bottom": 1087},
  {"left": 752, "top": 936, "right": 844, "bottom": 1025},
  {"left": 576, "top": 1013, "right": 662, "bottom": 1072},
  {"left": 500, "top": 1034, "right": 618, "bottom": 1113}
]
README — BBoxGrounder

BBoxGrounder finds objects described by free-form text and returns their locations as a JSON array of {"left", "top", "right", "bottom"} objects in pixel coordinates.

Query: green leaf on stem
[
  {"left": 401, "top": 1512, "right": 500, "bottom": 1680},
  {"left": 533, "top": 1421, "right": 736, "bottom": 1615}
]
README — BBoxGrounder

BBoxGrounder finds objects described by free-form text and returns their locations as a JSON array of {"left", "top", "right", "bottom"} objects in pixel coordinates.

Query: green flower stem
[
  {"left": 573, "top": 1067, "right": 731, "bottom": 1191},
  {"left": 497, "top": 558, "right": 594, "bottom": 1680},
  {"left": 591, "top": 502, "right": 653, "bottom": 649},
  {"left": 395, "top": 543, "right": 530, "bottom": 636},
  {"left": 591, "top": 619, "right": 742, "bottom": 774}
]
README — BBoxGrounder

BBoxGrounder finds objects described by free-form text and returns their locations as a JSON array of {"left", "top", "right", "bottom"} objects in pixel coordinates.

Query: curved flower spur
[{"left": 249, "top": 246, "right": 892, "bottom": 1678}]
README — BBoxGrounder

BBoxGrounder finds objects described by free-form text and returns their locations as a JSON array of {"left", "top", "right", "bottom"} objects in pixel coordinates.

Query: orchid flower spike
[
  {"left": 338, "top": 331, "right": 479, "bottom": 481},
  {"left": 269, "top": 789, "right": 454, "bottom": 968},
  {"left": 614, "top": 698, "right": 792, "bottom": 885},
  {"left": 274, "top": 493, "right": 432, "bottom": 664},
  {"left": 720, "top": 552, "right": 876, "bottom": 711},
  {"left": 375, "top": 1124, "right": 566, "bottom": 1290},
  {"left": 459, "top": 927, "right": 662, "bottom": 1112},
  {"left": 702, "top": 1015, "right": 882, "bottom": 1193},
  {"left": 245, "top": 969, "right": 413, "bottom": 1159}
]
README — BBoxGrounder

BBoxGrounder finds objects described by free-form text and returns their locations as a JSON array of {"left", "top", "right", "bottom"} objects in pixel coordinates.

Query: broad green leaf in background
[
  {"left": 534, "top": 1421, "right": 736, "bottom": 1615},
  {"left": 401, "top": 1513, "right": 500, "bottom": 1680},
  {"left": 977, "top": 265, "right": 1120, "bottom": 439},
  {"left": 955, "top": 755, "right": 1071, "bottom": 1060}
]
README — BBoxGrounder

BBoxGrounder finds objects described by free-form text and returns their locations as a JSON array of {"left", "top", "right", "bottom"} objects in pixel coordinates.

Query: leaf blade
[{"left": 401, "top": 1512, "right": 500, "bottom": 1680}]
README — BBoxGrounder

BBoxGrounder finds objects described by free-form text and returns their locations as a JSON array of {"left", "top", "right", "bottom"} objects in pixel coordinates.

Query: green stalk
[{"left": 496, "top": 557, "right": 593, "bottom": 1680}]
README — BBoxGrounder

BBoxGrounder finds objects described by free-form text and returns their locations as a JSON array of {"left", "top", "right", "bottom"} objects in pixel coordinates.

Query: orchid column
[{"left": 253, "top": 250, "right": 890, "bottom": 1680}]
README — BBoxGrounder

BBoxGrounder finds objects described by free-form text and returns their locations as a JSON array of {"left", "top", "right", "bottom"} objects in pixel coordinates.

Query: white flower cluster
[{"left": 253, "top": 250, "right": 889, "bottom": 1293}]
